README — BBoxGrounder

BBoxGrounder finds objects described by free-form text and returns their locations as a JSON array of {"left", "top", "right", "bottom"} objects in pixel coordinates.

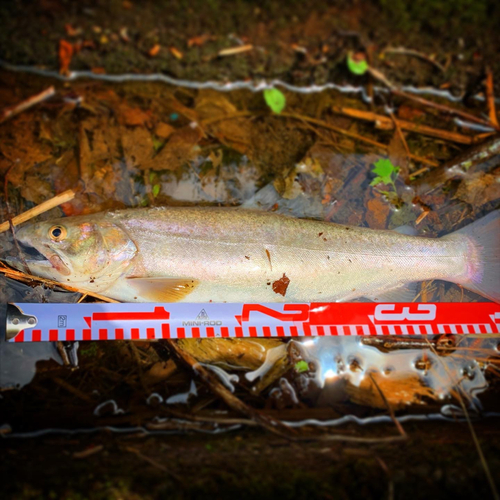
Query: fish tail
[{"left": 444, "top": 210, "right": 500, "bottom": 303}]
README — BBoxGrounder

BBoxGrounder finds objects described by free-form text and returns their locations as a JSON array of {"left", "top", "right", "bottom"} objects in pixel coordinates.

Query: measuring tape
[{"left": 6, "top": 302, "right": 500, "bottom": 342}]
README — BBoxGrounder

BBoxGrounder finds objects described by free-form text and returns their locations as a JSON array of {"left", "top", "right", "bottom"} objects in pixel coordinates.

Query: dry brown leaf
[
  {"left": 143, "top": 126, "right": 202, "bottom": 171},
  {"left": 117, "top": 104, "right": 152, "bottom": 127},
  {"left": 1, "top": 116, "right": 53, "bottom": 185},
  {"left": 121, "top": 126, "right": 154, "bottom": 167},
  {"left": 365, "top": 194, "right": 390, "bottom": 229},
  {"left": 178, "top": 338, "right": 283, "bottom": 370},
  {"left": 388, "top": 129, "right": 409, "bottom": 179},
  {"left": 454, "top": 172, "right": 500, "bottom": 207},
  {"left": 195, "top": 91, "right": 251, "bottom": 154},
  {"left": 346, "top": 372, "right": 437, "bottom": 410},
  {"left": 155, "top": 122, "right": 175, "bottom": 139}
]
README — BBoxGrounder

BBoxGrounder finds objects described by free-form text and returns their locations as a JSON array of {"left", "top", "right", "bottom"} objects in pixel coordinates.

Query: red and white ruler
[{"left": 6, "top": 302, "right": 500, "bottom": 342}]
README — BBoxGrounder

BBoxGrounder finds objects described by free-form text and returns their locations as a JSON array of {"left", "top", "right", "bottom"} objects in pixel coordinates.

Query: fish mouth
[
  {"left": 6, "top": 241, "right": 70, "bottom": 277},
  {"left": 19, "top": 241, "right": 50, "bottom": 263},
  {"left": 4, "top": 242, "right": 51, "bottom": 271}
]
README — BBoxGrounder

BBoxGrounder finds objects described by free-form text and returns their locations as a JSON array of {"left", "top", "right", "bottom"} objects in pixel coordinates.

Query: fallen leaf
[
  {"left": 121, "top": 127, "right": 154, "bottom": 167},
  {"left": 272, "top": 273, "right": 290, "bottom": 296},
  {"left": 454, "top": 172, "right": 500, "bottom": 206},
  {"left": 178, "top": 338, "right": 283, "bottom": 370},
  {"left": 58, "top": 39, "right": 74, "bottom": 75},
  {"left": 155, "top": 122, "right": 175, "bottom": 139},
  {"left": 195, "top": 91, "right": 250, "bottom": 153},
  {"left": 148, "top": 44, "right": 161, "bottom": 57},
  {"left": 388, "top": 130, "right": 409, "bottom": 179},
  {"left": 346, "top": 372, "right": 437, "bottom": 410},
  {"left": 117, "top": 104, "right": 152, "bottom": 127},
  {"left": 187, "top": 34, "right": 213, "bottom": 47},
  {"left": 143, "top": 126, "right": 202, "bottom": 171},
  {"left": 366, "top": 194, "right": 390, "bottom": 229}
]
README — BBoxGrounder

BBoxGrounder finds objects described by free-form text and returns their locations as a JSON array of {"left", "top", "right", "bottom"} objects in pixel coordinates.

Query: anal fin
[{"left": 126, "top": 277, "right": 200, "bottom": 302}]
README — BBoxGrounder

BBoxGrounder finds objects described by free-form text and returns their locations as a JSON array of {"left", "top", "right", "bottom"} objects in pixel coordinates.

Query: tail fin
[{"left": 445, "top": 210, "right": 500, "bottom": 303}]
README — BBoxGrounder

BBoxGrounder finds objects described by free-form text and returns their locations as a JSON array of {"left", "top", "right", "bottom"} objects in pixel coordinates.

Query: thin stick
[
  {"left": 368, "top": 67, "right": 500, "bottom": 132},
  {"left": 388, "top": 109, "right": 411, "bottom": 159},
  {"left": 0, "top": 265, "right": 119, "bottom": 302},
  {"left": 218, "top": 44, "right": 253, "bottom": 57},
  {"left": 156, "top": 339, "right": 297, "bottom": 439},
  {"left": 0, "top": 86, "right": 56, "bottom": 124},
  {"left": 425, "top": 339, "right": 500, "bottom": 500},
  {"left": 0, "top": 189, "right": 76, "bottom": 233},
  {"left": 201, "top": 111, "right": 439, "bottom": 166},
  {"left": 368, "top": 373, "right": 406, "bottom": 437},
  {"left": 392, "top": 88, "right": 500, "bottom": 132},
  {"left": 125, "top": 446, "right": 184, "bottom": 483},
  {"left": 485, "top": 67, "right": 499, "bottom": 128},
  {"left": 332, "top": 106, "right": 477, "bottom": 145},
  {"left": 383, "top": 47, "right": 446, "bottom": 72},
  {"left": 280, "top": 112, "right": 439, "bottom": 166}
]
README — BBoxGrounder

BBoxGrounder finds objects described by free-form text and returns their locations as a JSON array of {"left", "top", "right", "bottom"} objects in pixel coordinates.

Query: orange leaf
[
  {"left": 148, "top": 44, "right": 161, "bottom": 57},
  {"left": 58, "top": 39, "right": 74, "bottom": 75}
]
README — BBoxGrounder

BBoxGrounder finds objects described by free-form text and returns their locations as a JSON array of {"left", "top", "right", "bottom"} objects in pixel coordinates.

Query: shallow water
[{"left": 0, "top": 68, "right": 499, "bottom": 437}]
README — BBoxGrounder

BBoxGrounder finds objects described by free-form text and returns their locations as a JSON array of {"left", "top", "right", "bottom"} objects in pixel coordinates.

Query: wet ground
[{"left": 1, "top": 1, "right": 500, "bottom": 498}]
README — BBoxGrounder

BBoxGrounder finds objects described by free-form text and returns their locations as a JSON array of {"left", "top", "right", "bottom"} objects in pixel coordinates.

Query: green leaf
[
  {"left": 369, "top": 176, "right": 384, "bottom": 187},
  {"left": 347, "top": 52, "right": 369, "bottom": 75},
  {"left": 370, "top": 158, "right": 400, "bottom": 187},
  {"left": 152, "top": 184, "right": 160, "bottom": 197},
  {"left": 264, "top": 88, "right": 286, "bottom": 114},
  {"left": 295, "top": 360, "right": 309, "bottom": 373},
  {"left": 152, "top": 136, "right": 164, "bottom": 152}
]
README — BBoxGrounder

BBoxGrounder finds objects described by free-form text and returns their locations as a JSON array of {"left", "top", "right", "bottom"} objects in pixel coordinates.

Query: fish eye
[{"left": 48, "top": 225, "right": 67, "bottom": 242}]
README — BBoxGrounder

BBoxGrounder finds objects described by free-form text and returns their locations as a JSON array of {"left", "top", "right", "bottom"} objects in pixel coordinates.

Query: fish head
[{"left": 9, "top": 216, "right": 137, "bottom": 290}]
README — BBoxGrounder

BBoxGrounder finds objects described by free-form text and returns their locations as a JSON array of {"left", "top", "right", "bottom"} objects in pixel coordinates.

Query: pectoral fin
[{"left": 126, "top": 277, "right": 200, "bottom": 302}]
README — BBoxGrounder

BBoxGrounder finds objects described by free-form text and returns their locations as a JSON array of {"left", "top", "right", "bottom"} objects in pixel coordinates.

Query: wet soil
[
  {"left": 1, "top": 0, "right": 500, "bottom": 95},
  {"left": 2, "top": 421, "right": 500, "bottom": 500}
]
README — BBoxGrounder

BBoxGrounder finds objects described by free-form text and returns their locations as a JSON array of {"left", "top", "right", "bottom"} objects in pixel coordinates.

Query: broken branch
[
  {"left": 0, "top": 86, "right": 56, "bottom": 124},
  {"left": 0, "top": 189, "right": 76, "bottom": 234}
]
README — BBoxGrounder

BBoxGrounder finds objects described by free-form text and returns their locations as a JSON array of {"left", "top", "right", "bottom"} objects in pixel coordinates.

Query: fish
[{"left": 5, "top": 207, "right": 500, "bottom": 303}]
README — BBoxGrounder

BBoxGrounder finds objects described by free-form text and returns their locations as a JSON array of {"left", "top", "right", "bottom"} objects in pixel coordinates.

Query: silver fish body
[{"left": 9, "top": 207, "right": 500, "bottom": 303}]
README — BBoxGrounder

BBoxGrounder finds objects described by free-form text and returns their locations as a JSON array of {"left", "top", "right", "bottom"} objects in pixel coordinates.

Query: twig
[
  {"left": 155, "top": 339, "right": 296, "bottom": 439},
  {"left": 413, "top": 135, "right": 500, "bottom": 194},
  {"left": 280, "top": 112, "right": 439, "bottom": 166},
  {"left": 0, "top": 86, "right": 56, "bottom": 124},
  {"left": 304, "top": 434, "right": 406, "bottom": 444},
  {"left": 425, "top": 339, "right": 500, "bottom": 500},
  {"left": 218, "top": 44, "right": 253, "bottom": 57},
  {"left": 486, "top": 67, "right": 499, "bottom": 128},
  {"left": 383, "top": 47, "right": 446, "bottom": 72},
  {"left": 368, "top": 67, "right": 500, "bottom": 132},
  {"left": 51, "top": 376, "right": 94, "bottom": 403},
  {"left": 392, "top": 88, "right": 500, "bottom": 133},
  {"left": 0, "top": 189, "right": 76, "bottom": 233},
  {"left": 125, "top": 446, "right": 184, "bottom": 484},
  {"left": 332, "top": 106, "right": 477, "bottom": 145},
  {"left": 0, "top": 265, "right": 119, "bottom": 302},
  {"left": 204, "top": 111, "right": 438, "bottom": 165},
  {"left": 388, "top": 110, "right": 411, "bottom": 159},
  {"left": 73, "top": 445, "right": 104, "bottom": 459},
  {"left": 368, "top": 373, "right": 406, "bottom": 438},
  {"left": 160, "top": 407, "right": 257, "bottom": 427}
]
